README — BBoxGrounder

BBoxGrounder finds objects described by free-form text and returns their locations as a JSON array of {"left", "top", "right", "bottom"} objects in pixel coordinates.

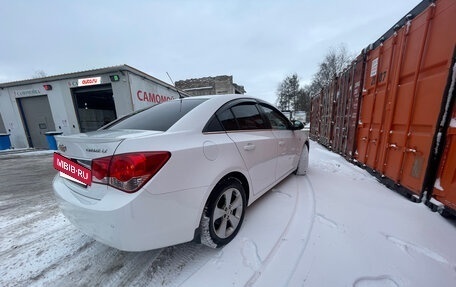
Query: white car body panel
[
  {"left": 273, "top": 129, "right": 301, "bottom": 179},
  {"left": 227, "top": 130, "right": 278, "bottom": 195},
  {"left": 52, "top": 94, "right": 309, "bottom": 251}
]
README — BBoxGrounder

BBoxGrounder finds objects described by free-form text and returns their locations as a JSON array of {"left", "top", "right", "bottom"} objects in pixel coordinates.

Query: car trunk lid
[{"left": 54, "top": 129, "right": 162, "bottom": 200}]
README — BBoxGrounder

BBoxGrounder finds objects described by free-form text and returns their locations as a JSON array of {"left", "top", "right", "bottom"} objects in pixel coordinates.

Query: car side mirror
[{"left": 291, "top": 120, "right": 304, "bottom": 130}]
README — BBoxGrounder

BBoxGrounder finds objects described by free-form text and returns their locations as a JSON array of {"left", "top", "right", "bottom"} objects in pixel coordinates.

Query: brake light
[
  {"left": 92, "top": 157, "right": 110, "bottom": 183},
  {"left": 91, "top": 152, "right": 171, "bottom": 193}
]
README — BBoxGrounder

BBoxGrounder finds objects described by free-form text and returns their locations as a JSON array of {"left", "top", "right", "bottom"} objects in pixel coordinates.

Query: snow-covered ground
[{"left": 1, "top": 142, "right": 455, "bottom": 287}]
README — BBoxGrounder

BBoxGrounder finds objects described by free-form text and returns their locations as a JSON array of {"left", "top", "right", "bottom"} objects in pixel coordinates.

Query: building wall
[
  {"left": 128, "top": 73, "right": 180, "bottom": 111},
  {"left": 0, "top": 66, "right": 182, "bottom": 149},
  {"left": 176, "top": 75, "right": 245, "bottom": 96},
  {"left": 0, "top": 112, "right": 6, "bottom": 133}
]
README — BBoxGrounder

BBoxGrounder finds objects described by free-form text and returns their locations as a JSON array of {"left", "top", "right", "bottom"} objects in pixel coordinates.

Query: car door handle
[{"left": 243, "top": 144, "right": 256, "bottom": 151}]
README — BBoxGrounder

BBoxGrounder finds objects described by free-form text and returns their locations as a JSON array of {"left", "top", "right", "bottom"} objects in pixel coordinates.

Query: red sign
[
  {"left": 136, "top": 90, "right": 174, "bottom": 104},
  {"left": 53, "top": 153, "right": 92, "bottom": 185},
  {"left": 78, "top": 77, "right": 101, "bottom": 86}
]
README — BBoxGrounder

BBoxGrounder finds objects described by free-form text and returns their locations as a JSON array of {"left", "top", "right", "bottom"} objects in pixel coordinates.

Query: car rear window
[{"left": 106, "top": 99, "right": 206, "bottom": 131}]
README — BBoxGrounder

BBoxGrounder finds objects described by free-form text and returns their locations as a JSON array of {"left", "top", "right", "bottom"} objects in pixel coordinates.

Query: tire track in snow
[
  {"left": 244, "top": 175, "right": 316, "bottom": 286},
  {"left": 383, "top": 234, "right": 455, "bottom": 270},
  {"left": 353, "top": 275, "right": 399, "bottom": 287},
  {"left": 1, "top": 153, "right": 220, "bottom": 287},
  {"left": 316, "top": 214, "right": 338, "bottom": 229},
  {"left": 44, "top": 244, "right": 163, "bottom": 287}
]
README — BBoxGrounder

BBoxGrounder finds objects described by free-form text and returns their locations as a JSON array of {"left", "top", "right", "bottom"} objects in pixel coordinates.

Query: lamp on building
[
  {"left": 110, "top": 75, "right": 120, "bottom": 82},
  {"left": 43, "top": 84, "right": 53, "bottom": 91}
]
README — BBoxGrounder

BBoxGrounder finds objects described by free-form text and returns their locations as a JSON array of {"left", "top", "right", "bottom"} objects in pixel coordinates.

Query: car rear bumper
[{"left": 52, "top": 175, "right": 207, "bottom": 251}]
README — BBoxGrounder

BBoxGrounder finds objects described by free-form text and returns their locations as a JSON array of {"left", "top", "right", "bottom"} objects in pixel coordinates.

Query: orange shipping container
[
  {"left": 428, "top": 62, "right": 456, "bottom": 216},
  {"left": 355, "top": 0, "right": 456, "bottom": 200},
  {"left": 332, "top": 54, "right": 365, "bottom": 159},
  {"left": 318, "top": 78, "right": 338, "bottom": 148},
  {"left": 310, "top": 91, "right": 322, "bottom": 141}
]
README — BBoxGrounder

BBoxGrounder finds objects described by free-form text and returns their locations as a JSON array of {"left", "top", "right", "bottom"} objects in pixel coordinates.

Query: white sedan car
[{"left": 53, "top": 94, "right": 309, "bottom": 251}]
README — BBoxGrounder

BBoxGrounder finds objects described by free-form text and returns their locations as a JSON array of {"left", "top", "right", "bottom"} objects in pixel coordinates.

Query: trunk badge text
[{"left": 86, "top": 148, "right": 108, "bottom": 154}]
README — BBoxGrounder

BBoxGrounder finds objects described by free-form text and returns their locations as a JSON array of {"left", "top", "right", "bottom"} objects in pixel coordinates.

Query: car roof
[{"left": 178, "top": 94, "right": 254, "bottom": 102}]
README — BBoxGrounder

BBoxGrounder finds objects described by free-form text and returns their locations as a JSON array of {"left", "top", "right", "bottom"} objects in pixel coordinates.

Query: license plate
[{"left": 53, "top": 153, "right": 92, "bottom": 186}]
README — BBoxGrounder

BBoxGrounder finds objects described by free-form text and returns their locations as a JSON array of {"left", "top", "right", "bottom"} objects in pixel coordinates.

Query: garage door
[
  {"left": 72, "top": 84, "right": 117, "bottom": 133},
  {"left": 18, "top": 95, "right": 56, "bottom": 149}
]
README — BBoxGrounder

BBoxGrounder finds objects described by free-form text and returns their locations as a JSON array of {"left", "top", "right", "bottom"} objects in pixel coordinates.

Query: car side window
[
  {"left": 230, "top": 104, "right": 267, "bottom": 130},
  {"left": 259, "top": 104, "right": 291, "bottom": 130},
  {"left": 205, "top": 101, "right": 270, "bottom": 132},
  {"left": 204, "top": 115, "right": 224, "bottom": 132},
  {"left": 218, "top": 109, "right": 238, "bottom": 131}
]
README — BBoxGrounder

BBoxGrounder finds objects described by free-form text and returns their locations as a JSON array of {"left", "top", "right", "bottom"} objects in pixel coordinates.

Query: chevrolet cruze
[{"left": 52, "top": 94, "right": 309, "bottom": 251}]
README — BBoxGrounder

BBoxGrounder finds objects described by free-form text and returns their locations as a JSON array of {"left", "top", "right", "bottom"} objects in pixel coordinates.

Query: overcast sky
[{"left": 1, "top": 0, "right": 421, "bottom": 104}]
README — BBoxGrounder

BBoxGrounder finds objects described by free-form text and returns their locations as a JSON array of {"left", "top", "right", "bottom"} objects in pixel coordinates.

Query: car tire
[
  {"left": 295, "top": 144, "right": 309, "bottom": 175},
  {"left": 200, "top": 178, "right": 246, "bottom": 248}
]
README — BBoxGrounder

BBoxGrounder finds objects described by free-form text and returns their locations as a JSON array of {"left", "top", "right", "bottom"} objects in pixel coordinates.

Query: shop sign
[
  {"left": 136, "top": 90, "right": 174, "bottom": 104},
  {"left": 78, "top": 77, "right": 102, "bottom": 87},
  {"left": 14, "top": 88, "right": 42, "bottom": 97}
]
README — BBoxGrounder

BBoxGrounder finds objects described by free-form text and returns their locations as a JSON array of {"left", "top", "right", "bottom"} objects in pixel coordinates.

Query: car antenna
[{"left": 166, "top": 72, "right": 184, "bottom": 100}]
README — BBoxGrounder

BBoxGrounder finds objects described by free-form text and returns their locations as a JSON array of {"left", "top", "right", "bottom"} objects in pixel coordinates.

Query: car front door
[
  {"left": 259, "top": 103, "right": 300, "bottom": 180},
  {"left": 217, "top": 101, "right": 278, "bottom": 196}
]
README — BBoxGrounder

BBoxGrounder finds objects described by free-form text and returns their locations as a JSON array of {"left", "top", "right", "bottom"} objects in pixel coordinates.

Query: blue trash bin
[
  {"left": 45, "top": 131, "right": 63, "bottom": 150},
  {"left": 0, "top": 133, "right": 11, "bottom": 150}
]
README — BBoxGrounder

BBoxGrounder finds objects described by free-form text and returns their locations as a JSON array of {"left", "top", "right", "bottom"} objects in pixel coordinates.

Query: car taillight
[
  {"left": 91, "top": 152, "right": 171, "bottom": 193},
  {"left": 92, "top": 157, "right": 110, "bottom": 184}
]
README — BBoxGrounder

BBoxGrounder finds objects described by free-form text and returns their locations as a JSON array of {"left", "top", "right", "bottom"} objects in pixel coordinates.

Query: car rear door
[{"left": 216, "top": 101, "right": 278, "bottom": 195}]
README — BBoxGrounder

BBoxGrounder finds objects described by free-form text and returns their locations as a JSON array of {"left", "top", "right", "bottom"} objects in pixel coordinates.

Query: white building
[{"left": 0, "top": 65, "right": 184, "bottom": 149}]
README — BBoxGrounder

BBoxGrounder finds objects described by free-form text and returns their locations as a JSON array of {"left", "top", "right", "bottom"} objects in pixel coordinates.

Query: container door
[
  {"left": 395, "top": 1, "right": 456, "bottom": 193},
  {"left": 357, "top": 39, "right": 394, "bottom": 170},
  {"left": 381, "top": 25, "right": 414, "bottom": 182},
  {"left": 339, "top": 71, "right": 352, "bottom": 156},
  {"left": 358, "top": 0, "right": 456, "bottom": 196},
  {"left": 18, "top": 95, "right": 56, "bottom": 149},
  {"left": 432, "top": 101, "right": 456, "bottom": 209},
  {"left": 346, "top": 55, "right": 365, "bottom": 159},
  {"left": 310, "top": 93, "right": 322, "bottom": 141},
  {"left": 320, "top": 79, "right": 337, "bottom": 148},
  {"left": 332, "top": 76, "right": 345, "bottom": 154}
]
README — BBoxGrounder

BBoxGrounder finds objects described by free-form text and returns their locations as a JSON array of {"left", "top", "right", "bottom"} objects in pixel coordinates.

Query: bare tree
[
  {"left": 308, "top": 44, "right": 352, "bottom": 96},
  {"left": 275, "top": 44, "right": 351, "bottom": 120}
]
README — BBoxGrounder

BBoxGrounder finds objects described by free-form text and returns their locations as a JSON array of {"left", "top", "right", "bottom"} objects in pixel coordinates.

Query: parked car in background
[{"left": 52, "top": 94, "right": 309, "bottom": 251}]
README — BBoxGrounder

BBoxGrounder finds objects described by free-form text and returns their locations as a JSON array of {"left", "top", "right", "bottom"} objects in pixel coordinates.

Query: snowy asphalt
[{"left": 1, "top": 143, "right": 455, "bottom": 287}]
